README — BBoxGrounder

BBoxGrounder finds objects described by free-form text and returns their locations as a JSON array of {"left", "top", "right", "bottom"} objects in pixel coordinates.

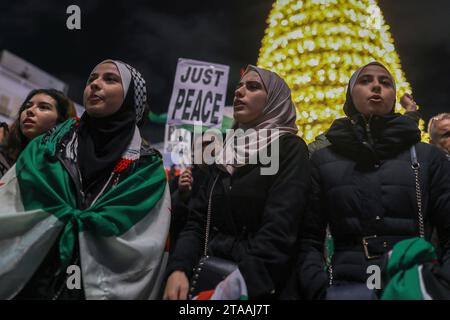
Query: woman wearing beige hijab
[{"left": 163, "top": 65, "right": 310, "bottom": 300}]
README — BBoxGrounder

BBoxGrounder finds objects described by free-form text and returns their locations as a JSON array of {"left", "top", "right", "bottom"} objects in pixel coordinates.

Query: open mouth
[
  {"left": 88, "top": 94, "right": 103, "bottom": 103},
  {"left": 368, "top": 95, "right": 383, "bottom": 103},
  {"left": 22, "top": 118, "right": 35, "bottom": 125}
]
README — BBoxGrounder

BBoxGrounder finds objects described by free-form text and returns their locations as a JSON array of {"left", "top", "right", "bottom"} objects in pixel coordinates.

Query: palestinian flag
[
  {"left": 193, "top": 269, "right": 249, "bottom": 300},
  {"left": 381, "top": 237, "right": 450, "bottom": 300},
  {"left": 0, "top": 120, "right": 171, "bottom": 299}
]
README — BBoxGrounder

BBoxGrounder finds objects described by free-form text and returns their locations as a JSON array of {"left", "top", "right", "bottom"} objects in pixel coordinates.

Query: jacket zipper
[
  {"left": 363, "top": 115, "right": 375, "bottom": 146},
  {"left": 56, "top": 144, "right": 86, "bottom": 209}
]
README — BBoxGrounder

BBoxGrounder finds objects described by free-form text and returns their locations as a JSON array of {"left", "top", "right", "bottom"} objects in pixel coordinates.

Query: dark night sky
[{"left": 1, "top": 0, "right": 449, "bottom": 141}]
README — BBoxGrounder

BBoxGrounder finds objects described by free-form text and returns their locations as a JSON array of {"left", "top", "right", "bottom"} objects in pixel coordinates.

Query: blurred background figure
[
  {"left": 0, "top": 122, "right": 8, "bottom": 144},
  {"left": 0, "top": 122, "right": 10, "bottom": 175},
  {"left": 428, "top": 113, "right": 450, "bottom": 158}
]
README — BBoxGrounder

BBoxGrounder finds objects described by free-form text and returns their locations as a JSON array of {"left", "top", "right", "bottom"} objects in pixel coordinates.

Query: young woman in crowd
[
  {"left": 298, "top": 61, "right": 450, "bottom": 300},
  {"left": 163, "top": 65, "right": 310, "bottom": 300},
  {"left": 0, "top": 60, "right": 170, "bottom": 299},
  {"left": 0, "top": 88, "right": 75, "bottom": 178}
]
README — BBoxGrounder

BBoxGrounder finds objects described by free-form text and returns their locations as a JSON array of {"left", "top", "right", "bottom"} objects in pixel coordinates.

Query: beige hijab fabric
[{"left": 217, "top": 65, "right": 298, "bottom": 175}]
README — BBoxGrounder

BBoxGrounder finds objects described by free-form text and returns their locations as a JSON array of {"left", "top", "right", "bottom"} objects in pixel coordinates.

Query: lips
[
  {"left": 22, "top": 118, "right": 35, "bottom": 125},
  {"left": 88, "top": 94, "right": 104, "bottom": 103},
  {"left": 368, "top": 94, "right": 383, "bottom": 102},
  {"left": 233, "top": 99, "right": 246, "bottom": 110}
]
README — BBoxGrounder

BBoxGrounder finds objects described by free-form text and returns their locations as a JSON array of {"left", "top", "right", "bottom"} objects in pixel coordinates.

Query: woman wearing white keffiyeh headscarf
[{"left": 0, "top": 60, "right": 170, "bottom": 300}]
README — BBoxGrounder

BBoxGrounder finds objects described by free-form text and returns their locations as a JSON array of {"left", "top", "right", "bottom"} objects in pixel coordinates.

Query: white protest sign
[{"left": 167, "top": 58, "right": 229, "bottom": 128}]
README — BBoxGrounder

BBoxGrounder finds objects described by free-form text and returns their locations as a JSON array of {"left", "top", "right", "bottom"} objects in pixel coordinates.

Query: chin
[
  {"left": 22, "top": 130, "right": 36, "bottom": 140},
  {"left": 86, "top": 108, "right": 104, "bottom": 118},
  {"left": 233, "top": 113, "right": 243, "bottom": 123},
  {"left": 373, "top": 110, "right": 392, "bottom": 116}
]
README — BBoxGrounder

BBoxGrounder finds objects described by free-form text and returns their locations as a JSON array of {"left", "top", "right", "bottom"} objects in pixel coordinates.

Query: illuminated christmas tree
[{"left": 258, "top": 0, "right": 425, "bottom": 142}]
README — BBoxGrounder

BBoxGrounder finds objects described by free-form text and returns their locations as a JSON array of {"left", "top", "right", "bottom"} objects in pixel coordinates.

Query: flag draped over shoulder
[
  {"left": 0, "top": 120, "right": 171, "bottom": 299},
  {"left": 381, "top": 237, "right": 450, "bottom": 300}
]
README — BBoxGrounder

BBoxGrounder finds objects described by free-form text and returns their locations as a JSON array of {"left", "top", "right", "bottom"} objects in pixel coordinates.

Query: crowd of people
[{"left": 0, "top": 59, "right": 449, "bottom": 300}]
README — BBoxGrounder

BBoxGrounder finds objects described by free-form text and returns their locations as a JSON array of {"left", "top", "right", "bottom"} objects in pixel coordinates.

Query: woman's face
[
  {"left": 351, "top": 65, "right": 396, "bottom": 117},
  {"left": 83, "top": 62, "right": 124, "bottom": 118},
  {"left": 432, "top": 118, "right": 450, "bottom": 154},
  {"left": 20, "top": 93, "right": 59, "bottom": 140},
  {"left": 233, "top": 70, "right": 268, "bottom": 125}
]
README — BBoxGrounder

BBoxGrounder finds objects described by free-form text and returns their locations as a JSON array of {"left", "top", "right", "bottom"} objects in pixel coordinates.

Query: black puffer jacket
[
  {"left": 166, "top": 134, "right": 311, "bottom": 299},
  {"left": 298, "top": 113, "right": 450, "bottom": 300}
]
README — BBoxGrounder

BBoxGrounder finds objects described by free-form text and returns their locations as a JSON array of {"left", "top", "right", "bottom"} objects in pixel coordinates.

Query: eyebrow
[
  {"left": 24, "top": 101, "right": 53, "bottom": 108},
  {"left": 238, "top": 80, "right": 262, "bottom": 85},
  {"left": 27, "top": 100, "right": 51, "bottom": 105},
  {"left": 89, "top": 71, "right": 121, "bottom": 78},
  {"left": 359, "top": 74, "right": 392, "bottom": 80},
  {"left": 103, "top": 72, "right": 120, "bottom": 77},
  {"left": 37, "top": 102, "right": 53, "bottom": 106}
]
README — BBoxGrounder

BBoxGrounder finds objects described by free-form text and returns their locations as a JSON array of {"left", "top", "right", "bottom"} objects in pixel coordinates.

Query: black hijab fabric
[
  {"left": 343, "top": 61, "right": 396, "bottom": 117},
  {"left": 77, "top": 66, "right": 136, "bottom": 190},
  {"left": 326, "top": 114, "right": 421, "bottom": 163}
]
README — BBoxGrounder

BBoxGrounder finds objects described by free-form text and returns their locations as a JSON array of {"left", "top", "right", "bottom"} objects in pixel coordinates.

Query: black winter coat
[
  {"left": 166, "top": 134, "right": 311, "bottom": 299},
  {"left": 169, "top": 165, "right": 210, "bottom": 249},
  {"left": 298, "top": 113, "right": 450, "bottom": 300}
]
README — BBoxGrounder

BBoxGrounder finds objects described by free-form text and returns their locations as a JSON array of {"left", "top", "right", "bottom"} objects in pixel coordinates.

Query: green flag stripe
[{"left": 16, "top": 120, "right": 166, "bottom": 269}]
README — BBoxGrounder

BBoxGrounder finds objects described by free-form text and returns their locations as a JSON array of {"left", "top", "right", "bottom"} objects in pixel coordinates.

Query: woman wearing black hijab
[
  {"left": 298, "top": 62, "right": 450, "bottom": 300},
  {"left": 1, "top": 60, "right": 170, "bottom": 300}
]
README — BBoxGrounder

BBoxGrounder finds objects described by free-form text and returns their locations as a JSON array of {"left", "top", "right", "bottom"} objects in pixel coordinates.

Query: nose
[
  {"left": 26, "top": 105, "right": 36, "bottom": 116},
  {"left": 90, "top": 78, "right": 101, "bottom": 91},
  {"left": 371, "top": 80, "right": 381, "bottom": 93},
  {"left": 234, "top": 85, "right": 245, "bottom": 99}
]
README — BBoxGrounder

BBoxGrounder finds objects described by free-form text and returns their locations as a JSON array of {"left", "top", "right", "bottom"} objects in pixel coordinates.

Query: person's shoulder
[
  {"left": 140, "top": 139, "right": 163, "bottom": 159},
  {"left": 309, "top": 142, "right": 345, "bottom": 168},
  {"left": 276, "top": 134, "right": 310, "bottom": 164},
  {"left": 279, "top": 133, "right": 308, "bottom": 150},
  {"left": 0, "top": 146, "right": 10, "bottom": 164},
  {"left": 308, "top": 133, "right": 331, "bottom": 157},
  {"left": 415, "top": 142, "right": 442, "bottom": 158},
  {"left": 42, "top": 118, "right": 78, "bottom": 146},
  {"left": 415, "top": 142, "right": 450, "bottom": 165}
]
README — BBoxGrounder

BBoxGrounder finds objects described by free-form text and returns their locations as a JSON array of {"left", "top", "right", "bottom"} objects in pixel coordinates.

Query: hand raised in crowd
[
  {"left": 178, "top": 166, "right": 193, "bottom": 201},
  {"left": 400, "top": 93, "right": 418, "bottom": 112},
  {"left": 163, "top": 271, "right": 190, "bottom": 300}
]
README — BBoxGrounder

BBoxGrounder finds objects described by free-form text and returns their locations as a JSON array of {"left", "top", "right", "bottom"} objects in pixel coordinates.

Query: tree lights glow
[{"left": 258, "top": 0, "right": 425, "bottom": 142}]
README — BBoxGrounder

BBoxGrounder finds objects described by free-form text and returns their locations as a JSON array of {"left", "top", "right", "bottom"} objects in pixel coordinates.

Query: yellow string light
[{"left": 258, "top": 0, "right": 427, "bottom": 143}]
